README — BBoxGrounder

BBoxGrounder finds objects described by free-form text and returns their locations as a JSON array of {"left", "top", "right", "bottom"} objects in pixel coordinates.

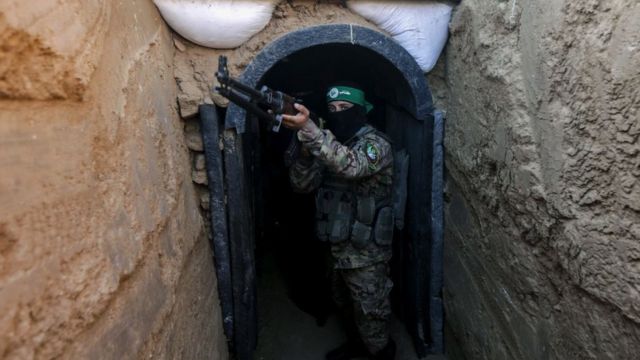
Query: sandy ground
[{"left": 255, "top": 252, "right": 446, "bottom": 360}]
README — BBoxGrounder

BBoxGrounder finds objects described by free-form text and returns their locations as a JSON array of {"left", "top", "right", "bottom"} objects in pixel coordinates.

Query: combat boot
[
  {"left": 371, "top": 339, "right": 396, "bottom": 360},
  {"left": 325, "top": 340, "right": 368, "bottom": 360}
]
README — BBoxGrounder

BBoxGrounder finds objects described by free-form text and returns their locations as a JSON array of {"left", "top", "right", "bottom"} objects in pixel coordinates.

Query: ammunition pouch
[
  {"left": 316, "top": 183, "right": 394, "bottom": 247},
  {"left": 348, "top": 195, "right": 377, "bottom": 249},
  {"left": 356, "top": 196, "right": 376, "bottom": 225},
  {"left": 350, "top": 220, "right": 372, "bottom": 249},
  {"left": 316, "top": 187, "right": 353, "bottom": 243},
  {"left": 351, "top": 204, "right": 395, "bottom": 249},
  {"left": 314, "top": 135, "right": 398, "bottom": 248},
  {"left": 373, "top": 207, "right": 394, "bottom": 246}
]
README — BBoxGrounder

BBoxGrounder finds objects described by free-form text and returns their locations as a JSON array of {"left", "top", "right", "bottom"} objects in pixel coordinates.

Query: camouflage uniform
[{"left": 289, "top": 120, "right": 394, "bottom": 354}]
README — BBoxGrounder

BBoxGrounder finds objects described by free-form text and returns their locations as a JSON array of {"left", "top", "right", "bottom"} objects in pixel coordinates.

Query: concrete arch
[
  {"left": 225, "top": 23, "right": 434, "bottom": 132},
  {"left": 211, "top": 23, "right": 443, "bottom": 359}
]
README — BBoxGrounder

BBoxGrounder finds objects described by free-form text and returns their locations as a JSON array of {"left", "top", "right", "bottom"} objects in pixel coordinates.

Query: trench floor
[{"left": 255, "top": 252, "right": 446, "bottom": 360}]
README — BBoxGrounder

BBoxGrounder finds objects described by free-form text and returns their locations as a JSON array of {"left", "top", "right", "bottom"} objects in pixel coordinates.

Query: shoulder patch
[{"left": 365, "top": 142, "right": 380, "bottom": 165}]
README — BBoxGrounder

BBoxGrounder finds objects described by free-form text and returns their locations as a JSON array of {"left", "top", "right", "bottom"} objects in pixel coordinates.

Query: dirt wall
[
  {"left": 0, "top": 1, "right": 227, "bottom": 359},
  {"left": 441, "top": 0, "right": 640, "bottom": 358}
]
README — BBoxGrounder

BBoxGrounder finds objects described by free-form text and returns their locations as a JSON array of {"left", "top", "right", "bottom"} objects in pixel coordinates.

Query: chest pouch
[
  {"left": 350, "top": 220, "right": 372, "bottom": 249},
  {"left": 315, "top": 188, "right": 353, "bottom": 243},
  {"left": 349, "top": 195, "right": 376, "bottom": 249},
  {"left": 356, "top": 196, "right": 376, "bottom": 225},
  {"left": 373, "top": 206, "right": 394, "bottom": 246}
]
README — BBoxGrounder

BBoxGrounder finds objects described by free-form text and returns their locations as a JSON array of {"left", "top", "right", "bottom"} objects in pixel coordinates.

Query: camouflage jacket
[{"left": 289, "top": 121, "right": 394, "bottom": 269}]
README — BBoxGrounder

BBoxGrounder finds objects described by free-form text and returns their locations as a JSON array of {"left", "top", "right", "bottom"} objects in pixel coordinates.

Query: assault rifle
[
  {"left": 214, "top": 55, "right": 318, "bottom": 165},
  {"left": 215, "top": 55, "right": 315, "bottom": 131}
]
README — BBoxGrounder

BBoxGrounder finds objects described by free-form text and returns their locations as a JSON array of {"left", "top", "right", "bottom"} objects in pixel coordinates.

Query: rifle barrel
[
  {"left": 222, "top": 88, "right": 278, "bottom": 125},
  {"left": 224, "top": 77, "right": 264, "bottom": 100}
]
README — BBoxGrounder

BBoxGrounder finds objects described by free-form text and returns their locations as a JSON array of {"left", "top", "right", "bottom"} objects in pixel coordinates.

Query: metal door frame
[{"left": 201, "top": 24, "right": 444, "bottom": 359}]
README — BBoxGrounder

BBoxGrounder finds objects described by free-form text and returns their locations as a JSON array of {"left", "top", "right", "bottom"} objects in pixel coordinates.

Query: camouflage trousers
[{"left": 331, "top": 261, "right": 393, "bottom": 354}]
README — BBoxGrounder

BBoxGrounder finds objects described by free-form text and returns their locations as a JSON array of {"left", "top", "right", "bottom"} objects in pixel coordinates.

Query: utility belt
[{"left": 315, "top": 179, "right": 393, "bottom": 248}]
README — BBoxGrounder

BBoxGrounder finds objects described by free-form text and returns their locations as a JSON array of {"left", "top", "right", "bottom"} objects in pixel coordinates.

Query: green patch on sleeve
[{"left": 365, "top": 142, "right": 380, "bottom": 166}]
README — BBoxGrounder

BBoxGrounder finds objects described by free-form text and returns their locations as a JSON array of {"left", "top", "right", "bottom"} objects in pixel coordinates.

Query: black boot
[
  {"left": 326, "top": 340, "right": 368, "bottom": 360},
  {"left": 372, "top": 339, "right": 396, "bottom": 360}
]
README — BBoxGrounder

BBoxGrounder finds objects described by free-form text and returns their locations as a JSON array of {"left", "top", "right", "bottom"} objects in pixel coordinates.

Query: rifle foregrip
[{"left": 283, "top": 102, "right": 298, "bottom": 115}]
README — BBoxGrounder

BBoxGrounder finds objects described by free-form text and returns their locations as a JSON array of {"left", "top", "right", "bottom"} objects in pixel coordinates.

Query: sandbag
[
  {"left": 153, "top": 0, "right": 277, "bottom": 49},
  {"left": 347, "top": 1, "right": 452, "bottom": 72}
]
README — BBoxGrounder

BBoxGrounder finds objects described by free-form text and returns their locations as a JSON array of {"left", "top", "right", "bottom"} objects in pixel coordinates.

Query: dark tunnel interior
[{"left": 242, "top": 44, "right": 425, "bottom": 357}]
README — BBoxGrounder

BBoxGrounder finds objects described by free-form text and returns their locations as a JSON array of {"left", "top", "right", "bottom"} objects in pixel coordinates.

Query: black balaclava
[
  {"left": 324, "top": 81, "right": 372, "bottom": 143},
  {"left": 325, "top": 104, "right": 367, "bottom": 143}
]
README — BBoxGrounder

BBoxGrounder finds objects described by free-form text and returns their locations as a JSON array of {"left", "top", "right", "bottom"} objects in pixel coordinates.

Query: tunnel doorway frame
[{"left": 201, "top": 24, "right": 445, "bottom": 360}]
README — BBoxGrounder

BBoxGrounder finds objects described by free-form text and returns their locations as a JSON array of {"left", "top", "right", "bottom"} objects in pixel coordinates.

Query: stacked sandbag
[
  {"left": 153, "top": 0, "right": 452, "bottom": 72},
  {"left": 347, "top": 1, "right": 453, "bottom": 72},
  {"left": 153, "top": 0, "right": 278, "bottom": 48}
]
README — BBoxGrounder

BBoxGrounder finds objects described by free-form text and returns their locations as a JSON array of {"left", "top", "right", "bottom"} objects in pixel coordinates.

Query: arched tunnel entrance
[{"left": 200, "top": 24, "right": 445, "bottom": 359}]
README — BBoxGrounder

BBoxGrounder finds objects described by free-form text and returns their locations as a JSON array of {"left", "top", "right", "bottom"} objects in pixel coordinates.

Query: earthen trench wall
[
  {"left": 0, "top": 1, "right": 227, "bottom": 359},
  {"left": 441, "top": 1, "right": 640, "bottom": 359}
]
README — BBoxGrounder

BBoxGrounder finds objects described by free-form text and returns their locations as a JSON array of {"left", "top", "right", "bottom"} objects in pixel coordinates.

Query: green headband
[{"left": 326, "top": 86, "right": 373, "bottom": 113}]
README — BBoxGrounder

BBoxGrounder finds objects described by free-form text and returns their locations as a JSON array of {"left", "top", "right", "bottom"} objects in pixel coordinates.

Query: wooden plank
[
  {"left": 223, "top": 129, "right": 257, "bottom": 360},
  {"left": 199, "top": 104, "right": 234, "bottom": 341},
  {"left": 428, "top": 110, "right": 445, "bottom": 353}
]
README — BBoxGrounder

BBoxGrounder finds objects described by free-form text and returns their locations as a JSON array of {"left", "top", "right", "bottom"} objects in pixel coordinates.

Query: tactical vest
[{"left": 314, "top": 127, "right": 396, "bottom": 249}]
